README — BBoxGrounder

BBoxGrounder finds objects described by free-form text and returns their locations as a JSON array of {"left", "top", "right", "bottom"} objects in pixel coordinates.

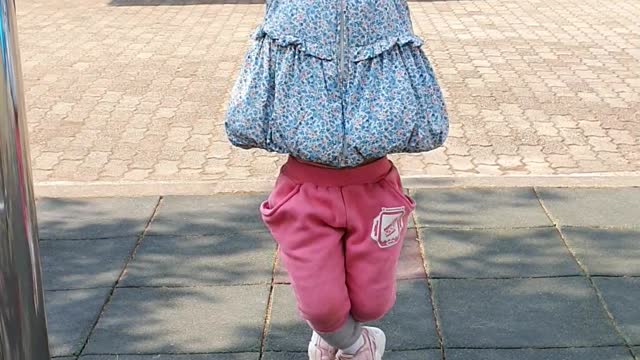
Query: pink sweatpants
[{"left": 260, "top": 156, "right": 416, "bottom": 333}]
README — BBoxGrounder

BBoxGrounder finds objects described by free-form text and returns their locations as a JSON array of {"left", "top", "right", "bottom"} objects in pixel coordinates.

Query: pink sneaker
[
  {"left": 308, "top": 332, "right": 338, "bottom": 360},
  {"left": 336, "top": 327, "right": 386, "bottom": 360}
]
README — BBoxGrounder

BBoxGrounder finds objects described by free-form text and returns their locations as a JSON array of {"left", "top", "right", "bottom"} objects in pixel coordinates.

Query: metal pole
[{"left": 0, "top": 0, "right": 51, "bottom": 357}]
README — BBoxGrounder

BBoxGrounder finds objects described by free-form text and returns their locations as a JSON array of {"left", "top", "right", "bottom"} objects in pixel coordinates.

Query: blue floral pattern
[{"left": 225, "top": 0, "right": 449, "bottom": 168}]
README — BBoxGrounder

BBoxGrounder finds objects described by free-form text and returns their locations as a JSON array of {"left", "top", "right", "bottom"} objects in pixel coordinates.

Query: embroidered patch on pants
[{"left": 371, "top": 206, "right": 406, "bottom": 248}]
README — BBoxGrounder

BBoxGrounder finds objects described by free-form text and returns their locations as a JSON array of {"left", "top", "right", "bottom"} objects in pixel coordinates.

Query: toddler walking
[{"left": 225, "top": 1, "right": 449, "bottom": 358}]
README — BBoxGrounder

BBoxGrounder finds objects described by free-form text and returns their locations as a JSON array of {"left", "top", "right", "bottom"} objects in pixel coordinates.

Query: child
[{"left": 225, "top": 1, "right": 449, "bottom": 359}]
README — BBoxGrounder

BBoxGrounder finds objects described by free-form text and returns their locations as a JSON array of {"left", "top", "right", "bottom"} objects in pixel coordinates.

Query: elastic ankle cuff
[{"left": 316, "top": 316, "right": 363, "bottom": 350}]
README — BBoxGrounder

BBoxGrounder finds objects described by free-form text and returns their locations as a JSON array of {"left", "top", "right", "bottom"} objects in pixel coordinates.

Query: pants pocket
[
  {"left": 382, "top": 166, "right": 416, "bottom": 211},
  {"left": 260, "top": 175, "right": 301, "bottom": 220}
]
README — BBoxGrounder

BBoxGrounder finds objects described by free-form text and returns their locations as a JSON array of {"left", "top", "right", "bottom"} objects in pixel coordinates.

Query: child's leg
[
  {"left": 260, "top": 175, "right": 352, "bottom": 334},
  {"left": 315, "top": 315, "right": 362, "bottom": 349},
  {"left": 342, "top": 164, "right": 415, "bottom": 322},
  {"left": 262, "top": 156, "right": 404, "bottom": 353}
]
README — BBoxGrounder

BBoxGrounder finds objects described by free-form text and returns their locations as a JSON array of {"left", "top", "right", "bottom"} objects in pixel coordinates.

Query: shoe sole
[
  {"left": 362, "top": 327, "right": 386, "bottom": 360},
  {"left": 308, "top": 345, "right": 336, "bottom": 360},
  {"left": 376, "top": 331, "right": 386, "bottom": 360}
]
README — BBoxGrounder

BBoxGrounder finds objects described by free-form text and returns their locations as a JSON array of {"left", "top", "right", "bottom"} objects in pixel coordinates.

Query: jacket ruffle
[
  {"left": 351, "top": 34, "right": 423, "bottom": 62},
  {"left": 251, "top": 26, "right": 335, "bottom": 61}
]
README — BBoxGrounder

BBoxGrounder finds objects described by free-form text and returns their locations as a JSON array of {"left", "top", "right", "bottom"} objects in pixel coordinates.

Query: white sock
[{"left": 341, "top": 334, "right": 365, "bottom": 355}]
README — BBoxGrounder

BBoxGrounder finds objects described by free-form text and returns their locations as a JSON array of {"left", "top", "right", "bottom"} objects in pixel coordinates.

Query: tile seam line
[
  {"left": 444, "top": 344, "right": 634, "bottom": 350},
  {"left": 254, "top": 276, "right": 604, "bottom": 284},
  {"left": 533, "top": 187, "right": 637, "bottom": 360},
  {"left": 76, "top": 343, "right": 640, "bottom": 356},
  {"left": 74, "top": 195, "right": 164, "bottom": 359},
  {"left": 48, "top": 277, "right": 437, "bottom": 292},
  {"left": 447, "top": 344, "right": 626, "bottom": 350},
  {"left": 258, "top": 243, "right": 278, "bottom": 359},
  {"left": 417, "top": 224, "right": 640, "bottom": 230},
  {"left": 410, "top": 187, "right": 446, "bottom": 360},
  {"left": 429, "top": 275, "right": 586, "bottom": 280},
  {"left": 115, "top": 283, "right": 273, "bottom": 289},
  {"left": 39, "top": 236, "right": 139, "bottom": 242},
  {"left": 416, "top": 225, "right": 557, "bottom": 230},
  {"left": 552, "top": 224, "right": 640, "bottom": 230},
  {"left": 257, "top": 347, "right": 444, "bottom": 353},
  {"left": 142, "top": 229, "right": 273, "bottom": 237},
  {"left": 79, "top": 350, "right": 261, "bottom": 356},
  {"left": 39, "top": 228, "right": 273, "bottom": 241}
]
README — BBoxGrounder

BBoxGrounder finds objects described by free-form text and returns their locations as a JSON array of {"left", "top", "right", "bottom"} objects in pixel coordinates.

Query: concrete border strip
[{"left": 34, "top": 174, "right": 640, "bottom": 198}]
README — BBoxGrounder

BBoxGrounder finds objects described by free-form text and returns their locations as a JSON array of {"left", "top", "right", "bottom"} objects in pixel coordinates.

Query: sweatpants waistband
[{"left": 282, "top": 156, "right": 393, "bottom": 187}]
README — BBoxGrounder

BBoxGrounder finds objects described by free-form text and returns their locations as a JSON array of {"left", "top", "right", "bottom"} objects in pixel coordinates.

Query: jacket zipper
[
  {"left": 338, "top": 0, "right": 347, "bottom": 90},
  {"left": 338, "top": 0, "right": 348, "bottom": 163}
]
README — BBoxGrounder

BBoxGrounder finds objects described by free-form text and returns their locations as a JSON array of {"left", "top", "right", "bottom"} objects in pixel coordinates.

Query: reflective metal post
[{"left": 0, "top": 0, "right": 51, "bottom": 357}]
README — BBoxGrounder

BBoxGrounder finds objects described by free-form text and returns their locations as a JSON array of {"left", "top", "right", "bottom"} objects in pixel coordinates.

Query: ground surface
[
  {"left": 16, "top": 0, "right": 640, "bottom": 186},
  {"left": 39, "top": 188, "right": 640, "bottom": 359}
]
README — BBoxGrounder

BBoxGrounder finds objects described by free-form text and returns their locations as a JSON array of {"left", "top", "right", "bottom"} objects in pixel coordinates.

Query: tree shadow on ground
[
  {"left": 411, "top": 187, "right": 563, "bottom": 229},
  {"left": 419, "top": 227, "right": 582, "bottom": 278},
  {"left": 39, "top": 194, "right": 275, "bottom": 357},
  {"left": 40, "top": 189, "right": 638, "bottom": 358}
]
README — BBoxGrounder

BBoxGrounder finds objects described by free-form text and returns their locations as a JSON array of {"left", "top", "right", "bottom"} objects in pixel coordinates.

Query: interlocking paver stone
[
  {"left": 120, "top": 232, "right": 275, "bottom": 286},
  {"left": 432, "top": 277, "right": 622, "bottom": 347},
  {"left": 421, "top": 228, "right": 581, "bottom": 278},
  {"left": 84, "top": 286, "right": 269, "bottom": 354},
  {"left": 446, "top": 348, "right": 634, "bottom": 360},
  {"left": 412, "top": 189, "right": 552, "bottom": 229},
  {"left": 45, "top": 288, "right": 111, "bottom": 357},
  {"left": 41, "top": 238, "right": 136, "bottom": 290},
  {"left": 560, "top": 228, "right": 640, "bottom": 276},
  {"left": 37, "top": 197, "right": 158, "bottom": 239},
  {"left": 81, "top": 355, "right": 258, "bottom": 360},
  {"left": 536, "top": 188, "right": 640, "bottom": 227},
  {"left": 148, "top": 195, "right": 267, "bottom": 235},
  {"left": 266, "top": 280, "right": 438, "bottom": 351},
  {"left": 593, "top": 277, "right": 640, "bottom": 344}
]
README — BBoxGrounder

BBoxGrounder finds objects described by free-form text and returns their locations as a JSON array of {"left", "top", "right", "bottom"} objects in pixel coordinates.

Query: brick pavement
[{"left": 16, "top": 0, "right": 640, "bottom": 183}]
